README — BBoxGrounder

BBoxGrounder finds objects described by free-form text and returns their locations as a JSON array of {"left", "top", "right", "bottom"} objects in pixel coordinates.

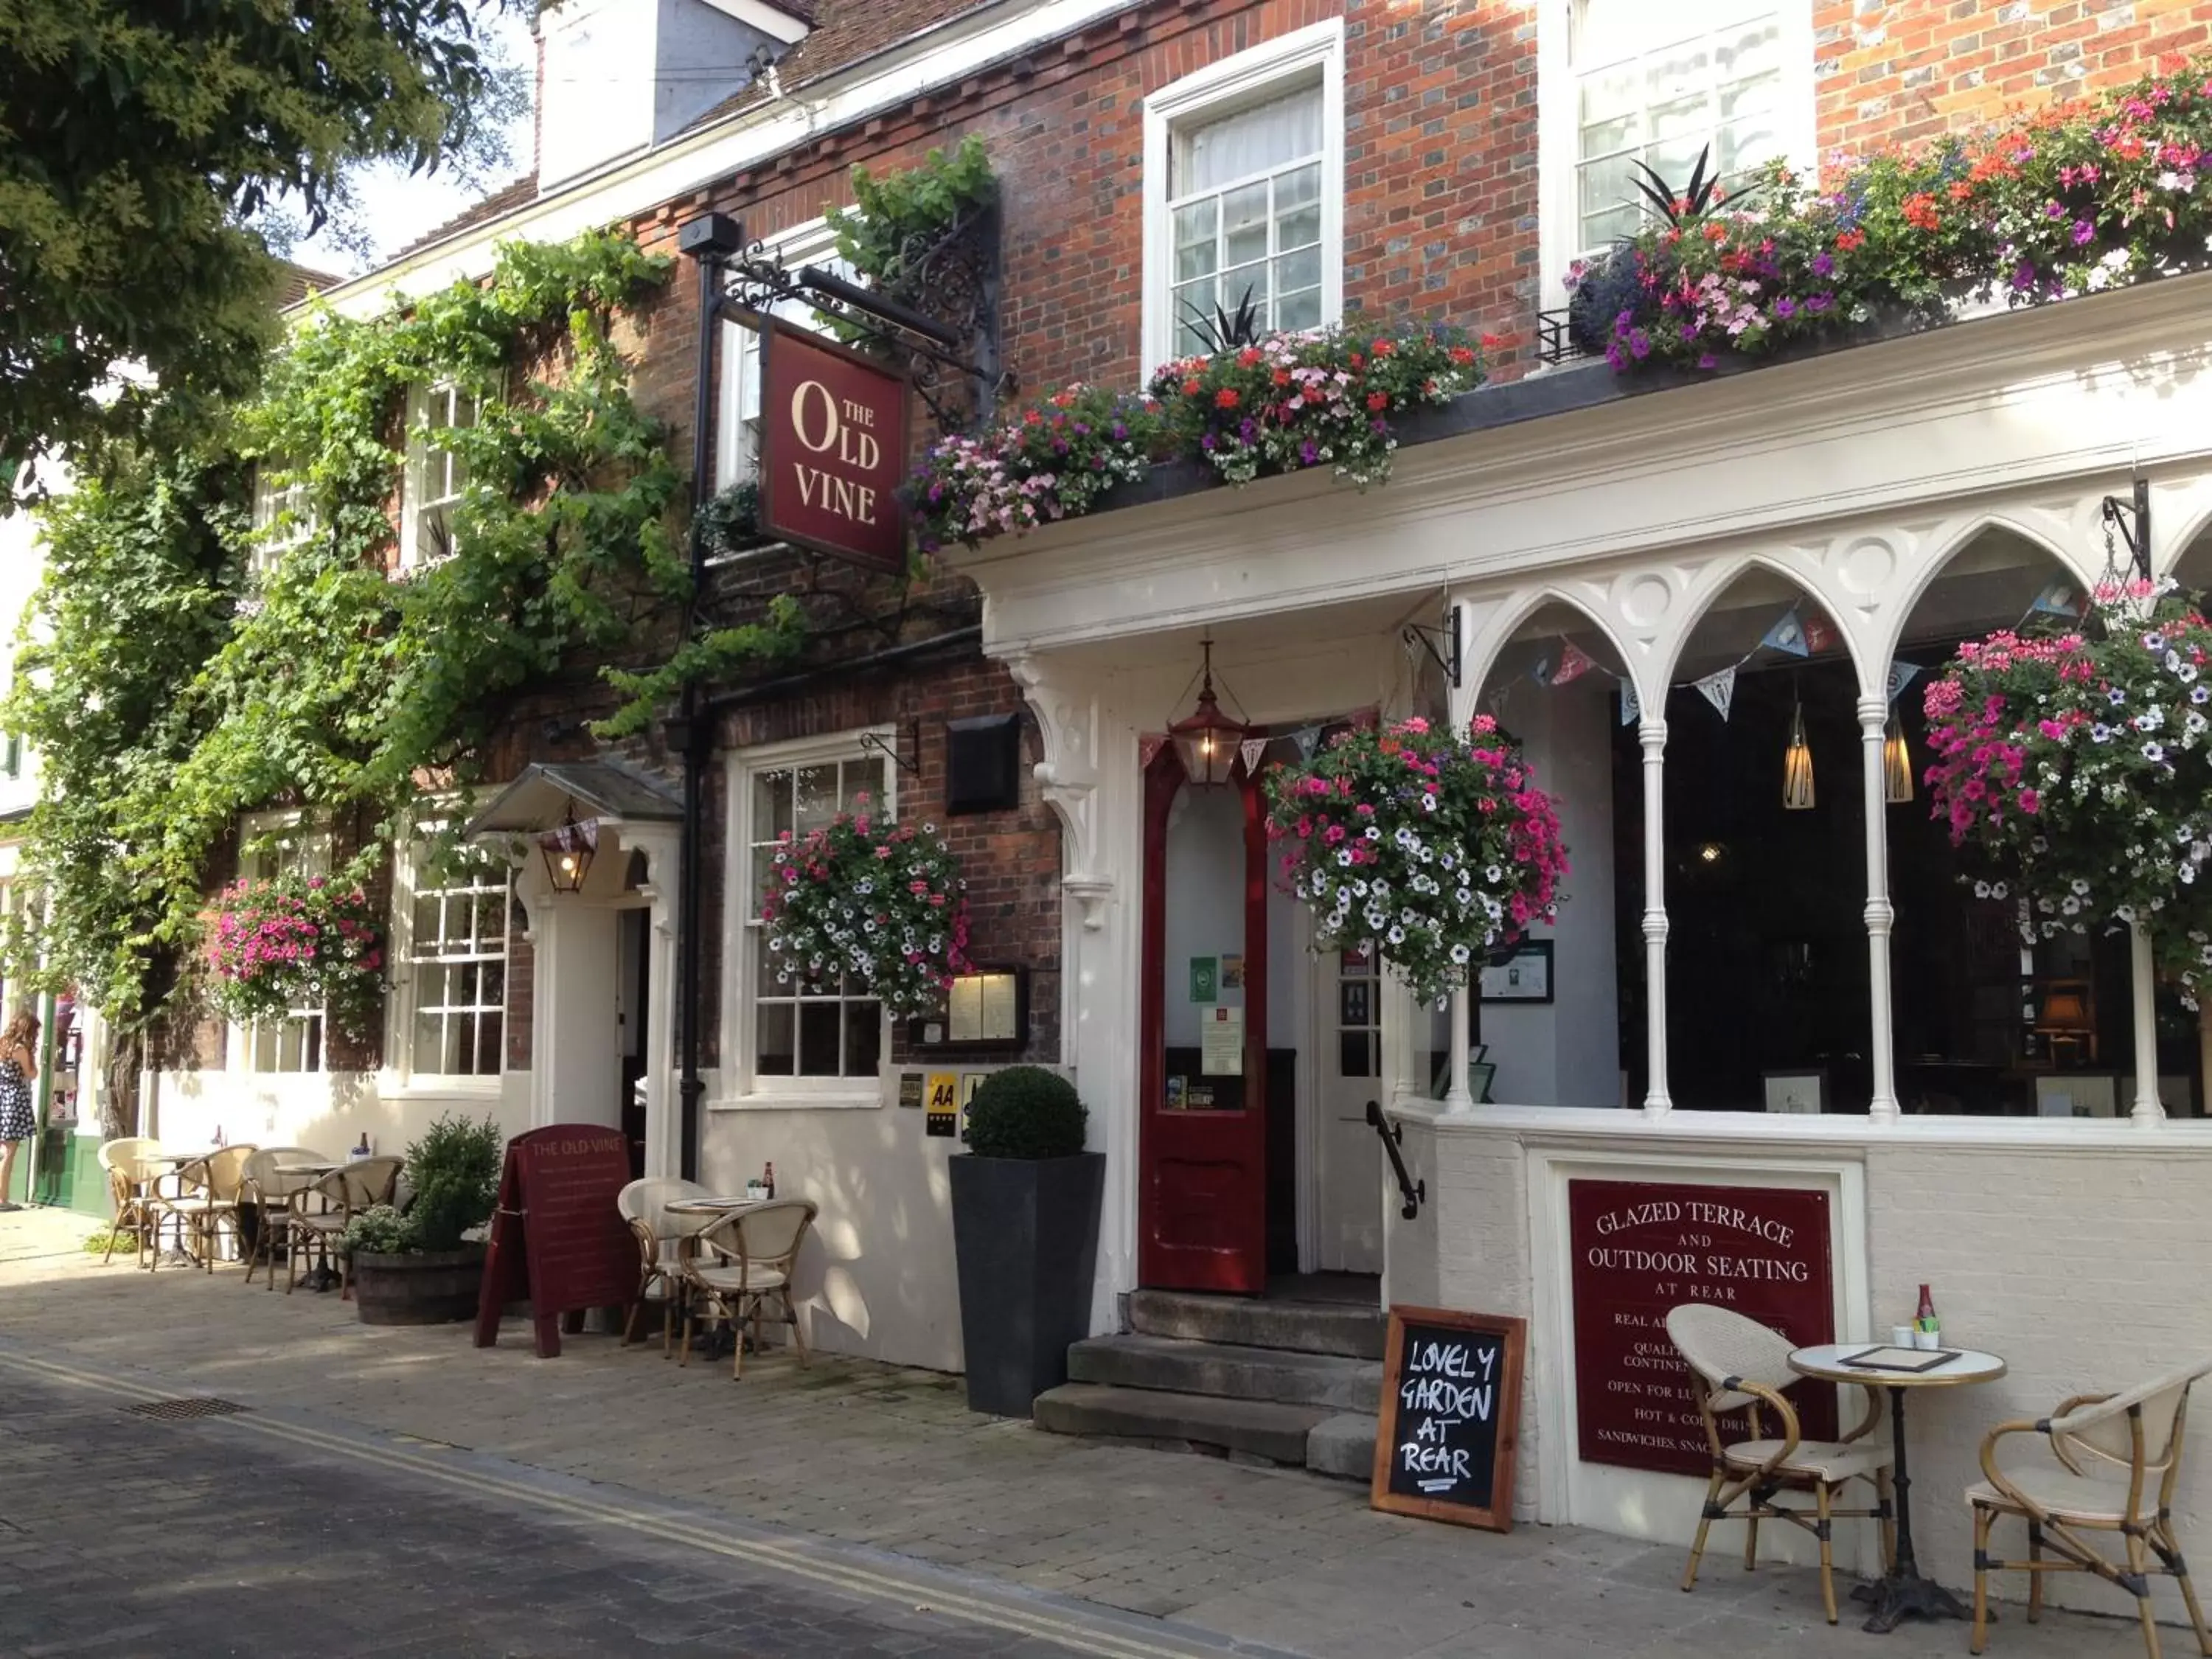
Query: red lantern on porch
[{"left": 1169, "top": 636, "right": 1248, "bottom": 787}]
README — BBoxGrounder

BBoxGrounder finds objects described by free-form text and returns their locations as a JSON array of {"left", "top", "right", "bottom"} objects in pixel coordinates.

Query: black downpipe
[{"left": 676, "top": 247, "right": 721, "bottom": 1183}]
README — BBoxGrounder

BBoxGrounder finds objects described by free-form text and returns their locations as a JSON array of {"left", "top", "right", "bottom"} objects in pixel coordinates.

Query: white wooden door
[{"left": 1315, "top": 942, "right": 1385, "bottom": 1273}]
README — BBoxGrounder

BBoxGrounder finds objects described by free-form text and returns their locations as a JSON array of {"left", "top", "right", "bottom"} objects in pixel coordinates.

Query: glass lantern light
[{"left": 1168, "top": 635, "right": 1248, "bottom": 788}]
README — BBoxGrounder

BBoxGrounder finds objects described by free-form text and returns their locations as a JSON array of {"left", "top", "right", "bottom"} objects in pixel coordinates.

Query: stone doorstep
[
  {"left": 1033, "top": 1382, "right": 1379, "bottom": 1480},
  {"left": 1067, "top": 1332, "right": 1382, "bottom": 1413},
  {"left": 1125, "top": 1289, "right": 1387, "bottom": 1360}
]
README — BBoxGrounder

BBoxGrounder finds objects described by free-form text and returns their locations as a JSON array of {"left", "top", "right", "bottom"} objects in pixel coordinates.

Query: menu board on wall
[{"left": 1568, "top": 1180, "right": 1836, "bottom": 1478}]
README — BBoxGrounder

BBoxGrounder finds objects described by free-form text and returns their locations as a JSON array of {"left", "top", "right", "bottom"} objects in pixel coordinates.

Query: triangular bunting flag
[
  {"left": 1138, "top": 734, "right": 1166, "bottom": 767},
  {"left": 2031, "top": 578, "right": 2085, "bottom": 618},
  {"left": 1618, "top": 679, "right": 1641, "bottom": 727},
  {"left": 1293, "top": 726, "right": 1321, "bottom": 760},
  {"left": 1528, "top": 653, "right": 1555, "bottom": 687},
  {"left": 1489, "top": 683, "right": 1514, "bottom": 720},
  {"left": 1239, "top": 736, "right": 1269, "bottom": 773},
  {"left": 1802, "top": 613, "right": 1838, "bottom": 655},
  {"left": 1886, "top": 659, "right": 1923, "bottom": 703},
  {"left": 1761, "top": 607, "right": 1810, "bottom": 658},
  {"left": 1551, "top": 640, "right": 1596, "bottom": 686},
  {"left": 1695, "top": 666, "right": 1738, "bottom": 720}
]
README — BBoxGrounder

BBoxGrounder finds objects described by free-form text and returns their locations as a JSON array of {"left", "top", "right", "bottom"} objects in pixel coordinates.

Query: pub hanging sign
[{"left": 758, "top": 316, "right": 910, "bottom": 573}]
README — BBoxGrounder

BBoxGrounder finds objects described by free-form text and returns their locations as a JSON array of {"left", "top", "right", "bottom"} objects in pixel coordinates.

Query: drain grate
[{"left": 125, "top": 1397, "right": 249, "bottom": 1422}]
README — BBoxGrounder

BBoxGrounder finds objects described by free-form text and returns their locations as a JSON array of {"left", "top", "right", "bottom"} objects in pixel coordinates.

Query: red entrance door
[{"left": 1138, "top": 743, "right": 1269, "bottom": 1293}]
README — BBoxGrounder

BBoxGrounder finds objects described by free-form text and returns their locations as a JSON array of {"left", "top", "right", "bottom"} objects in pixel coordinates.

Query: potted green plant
[
  {"left": 947, "top": 1066, "right": 1103, "bottom": 1416},
  {"left": 342, "top": 1113, "right": 504, "bottom": 1326}
]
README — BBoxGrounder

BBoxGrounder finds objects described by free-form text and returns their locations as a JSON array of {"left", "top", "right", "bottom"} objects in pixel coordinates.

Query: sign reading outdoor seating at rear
[
  {"left": 473, "top": 1124, "right": 637, "bottom": 1358},
  {"left": 758, "top": 316, "right": 909, "bottom": 573},
  {"left": 1371, "top": 1307, "right": 1526, "bottom": 1531}
]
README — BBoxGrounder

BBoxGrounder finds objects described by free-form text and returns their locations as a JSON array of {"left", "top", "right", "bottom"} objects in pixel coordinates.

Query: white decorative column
[
  {"left": 1859, "top": 697, "right": 1901, "bottom": 1124},
  {"left": 626, "top": 825, "right": 684, "bottom": 1179},
  {"left": 1639, "top": 714, "right": 1672, "bottom": 1115},
  {"left": 1443, "top": 600, "right": 1478, "bottom": 1116},
  {"left": 2131, "top": 921, "right": 2165, "bottom": 1124}
]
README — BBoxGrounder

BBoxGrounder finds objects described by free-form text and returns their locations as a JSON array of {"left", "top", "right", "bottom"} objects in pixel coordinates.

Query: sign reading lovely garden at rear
[
  {"left": 1568, "top": 1180, "right": 1836, "bottom": 1478},
  {"left": 759, "top": 317, "right": 909, "bottom": 573}
]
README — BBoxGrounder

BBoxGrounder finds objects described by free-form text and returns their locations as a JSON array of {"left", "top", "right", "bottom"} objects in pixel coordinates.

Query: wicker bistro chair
[
  {"left": 96, "top": 1138, "right": 165, "bottom": 1267},
  {"left": 1667, "top": 1304, "right": 1898, "bottom": 1625},
  {"left": 678, "top": 1199, "right": 818, "bottom": 1381},
  {"left": 149, "top": 1145, "right": 257, "bottom": 1271},
  {"left": 1969, "top": 1359, "right": 2212, "bottom": 1659},
  {"left": 616, "top": 1178, "right": 712, "bottom": 1356},
  {"left": 282, "top": 1156, "right": 403, "bottom": 1298},
  {"left": 240, "top": 1147, "right": 331, "bottom": 1287}
]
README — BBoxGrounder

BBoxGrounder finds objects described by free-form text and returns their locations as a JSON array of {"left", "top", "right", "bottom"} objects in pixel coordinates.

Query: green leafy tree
[{"left": 0, "top": 0, "right": 524, "bottom": 489}]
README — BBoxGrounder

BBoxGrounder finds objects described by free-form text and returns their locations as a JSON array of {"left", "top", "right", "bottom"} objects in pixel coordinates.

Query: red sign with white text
[
  {"left": 758, "top": 318, "right": 909, "bottom": 572},
  {"left": 1568, "top": 1180, "right": 1836, "bottom": 1477},
  {"left": 473, "top": 1124, "right": 636, "bottom": 1358}
]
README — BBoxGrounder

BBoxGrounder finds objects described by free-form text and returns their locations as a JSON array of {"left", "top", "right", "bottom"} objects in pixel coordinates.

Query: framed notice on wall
[
  {"left": 1370, "top": 1306, "right": 1526, "bottom": 1531},
  {"left": 1566, "top": 1180, "right": 1837, "bottom": 1478}
]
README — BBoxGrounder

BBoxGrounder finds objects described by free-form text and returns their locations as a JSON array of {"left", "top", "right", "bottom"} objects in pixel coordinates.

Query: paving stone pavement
[{"left": 0, "top": 1208, "right": 2161, "bottom": 1658}]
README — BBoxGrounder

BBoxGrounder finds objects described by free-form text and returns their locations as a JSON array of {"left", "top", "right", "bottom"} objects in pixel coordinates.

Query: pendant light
[
  {"left": 1782, "top": 698, "right": 1815, "bottom": 811},
  {"left": 1883, "top": 712, "right": 1914, "bottom": 804},
  {"left": 1168, "top": 636, "right": 1248, "bottom": 788},
  {"left": 539, "top": 803, "right": 598, "bottom": 893}
]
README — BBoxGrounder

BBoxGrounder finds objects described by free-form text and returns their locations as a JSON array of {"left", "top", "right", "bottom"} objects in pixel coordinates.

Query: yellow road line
[{"left": 0, "top": 1347, "right": 1218, "bottom": 1659}]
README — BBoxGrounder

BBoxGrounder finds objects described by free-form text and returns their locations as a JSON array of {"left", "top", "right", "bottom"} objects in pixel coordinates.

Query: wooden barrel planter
[{"left": 351, "top": 1246, "right": 486, "bottom": 1326}]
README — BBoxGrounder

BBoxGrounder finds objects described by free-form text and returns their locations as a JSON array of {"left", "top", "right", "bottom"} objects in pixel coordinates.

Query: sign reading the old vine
[
  {"left": 758, "top": 317, "right": 909, "bottom": 572},
  {"left": 473, "top": 1124, "right": 638, "bottom": 1358},
  {"left": 1568, "top": 1180, "right": 1836, "bottom": 1477},
  {"left": 1371, "top": 1307, "right": 1525, "bottom": 1531}
]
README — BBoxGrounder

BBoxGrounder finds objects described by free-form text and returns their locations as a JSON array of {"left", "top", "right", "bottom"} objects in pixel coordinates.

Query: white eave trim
[
  {"left": 701, "top": 0, "right": 812, "bottom": 44},
  {"left": 310, "top": 0, "right": 1144, "bottom": 320}
]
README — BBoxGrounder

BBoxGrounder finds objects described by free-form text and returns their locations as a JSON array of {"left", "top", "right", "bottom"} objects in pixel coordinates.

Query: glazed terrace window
[
  {"left": 400, "top": 381, "right": 480, "bottom": 568},
  {"left": 1571, "top": 0, "right": 1793, "bottom": 254},
  {"left": 397, "top": 842, "right": 509, "bottom": 1079},
  {"left": 717, "top": 223, "right": 857, "bottom": 493},
  {"left": 237, "top": 815, "right": 330, "bottom": 1074},
  {"left": 1141, "top": 21, "right": 1344, "bottom": 374},
  {"left": 735, "top": 739, "right": 891, "bottom": 1093}
]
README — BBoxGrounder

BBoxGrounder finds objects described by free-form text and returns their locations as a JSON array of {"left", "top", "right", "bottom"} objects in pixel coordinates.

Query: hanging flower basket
[
  {"left": 1923, "top": 580, "right": 2212, "bottom": 995},
  {"left": 205, "top": 876, "right": 385, "bottom": 1037},
  {"left": 759, "top": 801, "right": 973, "bottom": 1020},
  {"left": 1263, "top": 715, "right": 1569, "bottom": 1006}
]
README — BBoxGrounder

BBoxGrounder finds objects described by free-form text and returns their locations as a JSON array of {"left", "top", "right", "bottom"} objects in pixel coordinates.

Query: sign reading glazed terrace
[
  {"left": 1568, "top": 1180, "right": 1836, "bottom": 1478},
  {"left": 759, "top": 317, "right": 909, "bottom": 572}
]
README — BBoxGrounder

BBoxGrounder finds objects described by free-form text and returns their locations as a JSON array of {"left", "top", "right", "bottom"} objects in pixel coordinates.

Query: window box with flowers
[{"left": 1262, "top": 714, "right": 1570, "bottom": 1007}]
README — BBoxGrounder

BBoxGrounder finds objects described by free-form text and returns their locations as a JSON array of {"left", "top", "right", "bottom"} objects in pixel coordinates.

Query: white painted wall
[
  {"left": 1394, "top": 1111, "right": 2212, "bottom": 1621},
  {"left": 1481, "top": 675, "right": 1621, "bottom": 1107},
  {"left": 147, "top": 1068, "right": 531, "bottom": 1163}
]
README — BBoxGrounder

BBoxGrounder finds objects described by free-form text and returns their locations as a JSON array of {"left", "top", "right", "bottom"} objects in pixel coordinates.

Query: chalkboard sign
[
  {"left": 1370, "top": 1305, "right": 1526, "bottom": 1531},
  {"left": 473, "top": 1124, "right": 637, "bottom": 1358}
]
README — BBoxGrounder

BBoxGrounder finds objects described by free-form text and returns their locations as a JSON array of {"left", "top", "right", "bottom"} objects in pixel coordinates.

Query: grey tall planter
[{"left": 949, "top": 1151, "right": 1105, "bottom": 1417}]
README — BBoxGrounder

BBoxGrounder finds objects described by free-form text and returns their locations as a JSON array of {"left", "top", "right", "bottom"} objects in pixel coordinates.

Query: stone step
[
  {"left": 1126, "top": 1288, "right": 1386, "bottom": 1360},
  {"left": 1067, "top": 1333, "right": 1382, "bottom": 1412},
  {"left": 1305, "top": 1412, "right": 1381, "bottom": 1481},
  {"left": 1032, "top": 1383, "right": 1328, "bottom": 1466}
]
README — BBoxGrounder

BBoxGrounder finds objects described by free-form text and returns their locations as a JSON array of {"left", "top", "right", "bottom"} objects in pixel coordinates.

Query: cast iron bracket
[{"left": 1402, "top": 608, "right": 1461, "bottom": 689}]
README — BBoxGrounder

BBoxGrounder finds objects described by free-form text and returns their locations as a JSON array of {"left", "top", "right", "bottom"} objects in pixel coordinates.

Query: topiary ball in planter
[{"left": 963, "top": 1065, "right": 1085, "bottom": 1158}]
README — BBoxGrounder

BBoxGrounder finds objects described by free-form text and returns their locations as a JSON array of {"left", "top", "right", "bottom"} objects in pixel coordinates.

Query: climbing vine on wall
[{"left": 4, "top": 229, "right": 790, "bottom": 1037}]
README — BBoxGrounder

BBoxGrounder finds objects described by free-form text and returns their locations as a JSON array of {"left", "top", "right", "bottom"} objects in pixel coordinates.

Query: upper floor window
[
  {"left": 1570, "top": 1, "right": 1793, "bottom": 255},
  {"left": 1141, "top": 21, "right": 1345, "bottom": 375},
  {"left": 726, "top": 736, "right": 891, "bottom": 1100},
  {"left": 248, "top": 463, "right": 318, "bottom": 580},
  {"left": 236, "top": 814, "right": 331, "bottom": 1074},
  {"left": 394, "top": 840, "right": 509, "bottom": 1079},
  {"left": 401, "top": 382, "right": 480, "bottom": 568},
  {"left": 717, "top": 223, "right": 857, "bottom": 491}
]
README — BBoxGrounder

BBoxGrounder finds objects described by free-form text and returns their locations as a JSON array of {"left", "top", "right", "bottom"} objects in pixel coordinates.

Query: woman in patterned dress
[{"left": 0, "top": 1011, "right": 40, "bottom": 1213}]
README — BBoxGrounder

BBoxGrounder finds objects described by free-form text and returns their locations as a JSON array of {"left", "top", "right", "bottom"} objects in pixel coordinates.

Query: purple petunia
[
  {"left": 1774, "top": 297, "right": 1798, "bottom": 320},
  {"left": 2072, "top": 220, "right": 2096, "bottom": 246},
  {"left": 1812, "top": 251, "right": 1834, "bottom": 276}
]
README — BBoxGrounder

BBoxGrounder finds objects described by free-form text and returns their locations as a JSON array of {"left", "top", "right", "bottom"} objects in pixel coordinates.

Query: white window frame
[
  {"left": 384, "top": 832, "right": 511, "bottom": 1092},
  {"left": 1140, "top": 20, "right": 1346, "bottom": 380},
  {"left": 227, "top": 810, "right": 333, "bottom": 1076},
  {"left": 716, "top": 220, "right": 855, "bottom": 493},
  {"left": 716, "top": 728, "right": 896, "bottom": 1110},
  {"left": 248, "top": 462, "right": 317, "bottom": 580},
  {"left": 1537, "top": 0, "right": 1816, "bottom": 314},
  {"left": 400, "top": 380, "right": 483, "bottom": 569}
]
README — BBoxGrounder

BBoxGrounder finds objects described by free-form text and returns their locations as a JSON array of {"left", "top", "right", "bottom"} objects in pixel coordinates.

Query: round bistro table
[
  {"left": 664, "top": 1197, "right": 771, "bottom": 1355},
  {"left": 1789, "top": 1343, "right": 2008, "bottom": 1633}
]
